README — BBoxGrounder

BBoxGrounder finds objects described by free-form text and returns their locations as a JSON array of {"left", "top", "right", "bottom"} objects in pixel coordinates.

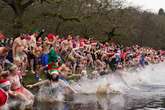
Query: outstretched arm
[{"left": 27, "top": 80, "right": 49, "bottom": 88}]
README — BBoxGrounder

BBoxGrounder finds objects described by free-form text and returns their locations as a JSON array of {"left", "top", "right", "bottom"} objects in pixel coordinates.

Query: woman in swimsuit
[{"left": 7, "top": 65, "right": 34, "bottom": 109}]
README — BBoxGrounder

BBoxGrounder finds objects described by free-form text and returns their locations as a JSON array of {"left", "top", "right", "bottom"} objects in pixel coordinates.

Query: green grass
[
  {"left": 22, "top": 72, "right": 81, "bottom": 85},
  {"left": 22, "top": 72, "right": 46, "bottom": 85}
]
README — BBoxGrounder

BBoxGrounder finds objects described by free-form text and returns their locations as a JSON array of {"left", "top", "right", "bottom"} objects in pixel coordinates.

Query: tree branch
[
  {"left": 41, "top": 12, "right": 81, "bottom": 22},
  {"left": 1, "top": 0, "right": 14, "bottom": 5},
  {"left": 1, "top": 0, "right": 19, "bottom": 15},
  {"left": 22, "top": 0, "right": 35, "bottom": 9}
]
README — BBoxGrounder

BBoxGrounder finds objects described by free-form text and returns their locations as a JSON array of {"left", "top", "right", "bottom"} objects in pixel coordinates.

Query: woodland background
[{"left": 1, "top": 0, "right": 165, "bottom": 49}]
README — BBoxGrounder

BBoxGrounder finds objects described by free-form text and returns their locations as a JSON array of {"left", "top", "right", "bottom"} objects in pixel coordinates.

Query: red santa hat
[
  {"left": 0, "top": 80, "right": 11, "bottom": 88},
  {"left": 0, "top": 88, "right": 7, "bottom": 107},
  {"left": 47, "top": 33, "right": 55, "bottom": 40}
]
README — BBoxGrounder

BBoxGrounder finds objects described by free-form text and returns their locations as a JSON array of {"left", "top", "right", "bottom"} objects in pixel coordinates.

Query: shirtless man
[
  {"left": 27, "top": 32, "right": 39, "bottom": 74},
  {"left": 45, "top": 33, "right": 56, "bottom": 48},
  {"left": 61, "top": 35, "right": 73, "bottom": 51},
  {"left": 12, "top": 34, "right": 28, "bottom": 73}
]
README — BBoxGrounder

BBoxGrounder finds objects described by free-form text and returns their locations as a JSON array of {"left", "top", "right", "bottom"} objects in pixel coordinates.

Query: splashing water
[
  {"left": 7, "top": 99, "right": 32, "bottom": 110},
  {"left": 71, "top": 62, "right": 165, "bottom": 95},
  {"left": 33, "top": 62, "right": 165, "bottom": 110},
  {"left": 35, "top": 62, "right": 165, "bottom": 103},
  {"left": 37, "top": 82, "right": 66, "bottom": 102}
]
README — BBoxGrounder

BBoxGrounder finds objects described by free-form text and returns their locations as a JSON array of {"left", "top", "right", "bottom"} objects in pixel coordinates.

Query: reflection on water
[
  {"left": 33, "top": 92, "right": 165, "bottom": 110},
  {"left": 34, "top": 94, "right": 125, "bottom": 110}
]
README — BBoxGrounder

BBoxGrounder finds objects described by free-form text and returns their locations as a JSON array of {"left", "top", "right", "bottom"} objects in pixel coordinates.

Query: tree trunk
[
  {"left": 12, "top": 2, "right": 25, "bottom": 36},
  {"left": 55, "top": 21, "right": 63, "bottom": 34},
  {"left": 13, "top": 15, "right": 23, "bottom": 35},
  {"left": 2, "top": 0, "right": 34, "bottom": 36}
]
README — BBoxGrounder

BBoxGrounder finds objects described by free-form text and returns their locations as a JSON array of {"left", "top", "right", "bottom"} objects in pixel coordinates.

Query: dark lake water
[{"left": 33, "top": 93, "right": 165, "bottom": 110}]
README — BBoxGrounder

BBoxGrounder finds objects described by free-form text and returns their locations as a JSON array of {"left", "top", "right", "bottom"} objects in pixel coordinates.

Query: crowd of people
[{"left": 0, "top": 30, "right": 165, "bottom": 110}]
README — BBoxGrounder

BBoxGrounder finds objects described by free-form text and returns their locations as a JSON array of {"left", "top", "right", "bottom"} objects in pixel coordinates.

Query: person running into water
[
  {"left": 27, "top": 70, "right": 77, "bottom": 102},
  {"left": 7, "top": 65, "right": 34, "bottom": 110}
]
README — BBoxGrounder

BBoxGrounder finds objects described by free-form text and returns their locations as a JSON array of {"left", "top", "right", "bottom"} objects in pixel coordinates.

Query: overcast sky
[{"left": 126, "top": 0, "right": 165, "bottom": 13}]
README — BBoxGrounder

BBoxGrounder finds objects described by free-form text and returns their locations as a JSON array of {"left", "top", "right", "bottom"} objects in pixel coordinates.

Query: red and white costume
[{"left": 0, "top": 80, "right": 10, "bottom": 110}]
